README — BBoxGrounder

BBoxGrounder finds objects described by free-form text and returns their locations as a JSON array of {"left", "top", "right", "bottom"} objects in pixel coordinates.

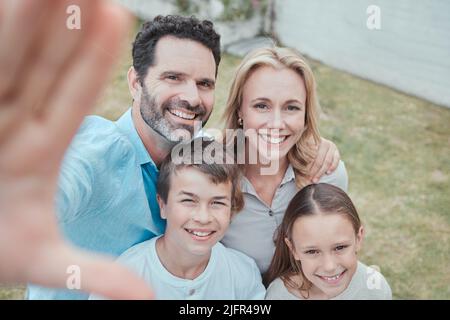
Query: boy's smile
[{"left": 184, "top": 228, "right": 216, "bottom": 241}]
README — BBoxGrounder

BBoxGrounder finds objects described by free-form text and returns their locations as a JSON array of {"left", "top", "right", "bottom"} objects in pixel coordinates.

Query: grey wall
[
  {"left": 118, "top": 0, "right": 262, "bottom": 47},
  {"left": 274, "top": 0, "right": 450, "bottom": 107}
]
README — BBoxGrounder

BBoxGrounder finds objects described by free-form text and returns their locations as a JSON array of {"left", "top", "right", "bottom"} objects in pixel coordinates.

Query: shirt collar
[
  {"left": 240, "top": 163, "right": 296, "bottom": 194},
  {"left": 115, "top": 108, "right": 156, "bottom": 168},
  {"left": 280, "top": 164, "right": 296, "bottom": 185}
]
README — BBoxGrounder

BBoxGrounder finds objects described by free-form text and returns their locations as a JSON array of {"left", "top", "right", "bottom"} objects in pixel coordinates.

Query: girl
[{"left": 264, "top": 183, "right": 392, "bottom": 300}]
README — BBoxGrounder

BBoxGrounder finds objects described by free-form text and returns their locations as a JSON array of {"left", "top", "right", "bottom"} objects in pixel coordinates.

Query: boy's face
[{"left": 158, "top": 167, "right": 233, "bottom": 257}]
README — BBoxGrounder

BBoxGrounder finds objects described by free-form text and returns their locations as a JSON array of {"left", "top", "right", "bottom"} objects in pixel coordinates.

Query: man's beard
[{"left": 139, "top": 86, "right": 209, "bottom": 143}]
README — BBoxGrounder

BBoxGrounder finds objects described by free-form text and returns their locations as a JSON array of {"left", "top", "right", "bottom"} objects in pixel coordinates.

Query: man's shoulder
[
  {"left": 77, "top": 115, "right": 119, "bottom": 137},
  {"left": 66, "top": 115, "right": 136, "bottom": 167}
]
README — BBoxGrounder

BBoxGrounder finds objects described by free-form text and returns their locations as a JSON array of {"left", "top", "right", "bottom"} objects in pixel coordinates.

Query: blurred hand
[
  {"left": 0, "top": 0, "right": 153, "bottom": 299},
  {"left": 307, "top": 137, "right": 340, "bottom": 183}
]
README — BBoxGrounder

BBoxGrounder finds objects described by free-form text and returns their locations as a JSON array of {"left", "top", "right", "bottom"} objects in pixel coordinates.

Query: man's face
[
  {"left": 138, "top": 36, "right": 216, "bottom": 142},
  {"left": 158, "top": 167, "right": 233, "bottom": 257}
]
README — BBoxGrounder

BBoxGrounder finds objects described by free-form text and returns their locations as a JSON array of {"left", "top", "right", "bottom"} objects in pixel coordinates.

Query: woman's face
[{"left": 239, "top": 66, "right": 307, "bottom": 164}]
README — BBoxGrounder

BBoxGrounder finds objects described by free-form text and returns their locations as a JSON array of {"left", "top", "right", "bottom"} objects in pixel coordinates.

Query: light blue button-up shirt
[{"left": 27, "top": 109, "right": 165, "bottom": 300}]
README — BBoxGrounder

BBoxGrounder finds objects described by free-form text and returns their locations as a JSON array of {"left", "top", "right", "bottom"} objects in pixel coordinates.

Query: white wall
[
  {"left": 274, "top": 0, "right": 450, "bottom": 108},
  {"left": 117, "top": 0, "right": 262, "bottom": 48}
]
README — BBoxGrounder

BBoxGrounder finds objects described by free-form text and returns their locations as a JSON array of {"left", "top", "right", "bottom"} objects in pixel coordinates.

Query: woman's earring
[{"left": 238, "top": 117, "right": 243, "bottom": 126}]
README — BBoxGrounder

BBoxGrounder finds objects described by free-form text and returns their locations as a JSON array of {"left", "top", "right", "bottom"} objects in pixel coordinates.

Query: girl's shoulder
[
  {"left": 265, "top": 277, "right": 300, "bottom": 300},
  {"left": 341, "top": 261, "right": 392, "bottom": 300}
]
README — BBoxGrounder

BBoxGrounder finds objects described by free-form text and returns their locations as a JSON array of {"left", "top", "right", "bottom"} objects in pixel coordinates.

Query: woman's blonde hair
[{"left": 222, "top": 46, "right": 321, "bottom": 188}]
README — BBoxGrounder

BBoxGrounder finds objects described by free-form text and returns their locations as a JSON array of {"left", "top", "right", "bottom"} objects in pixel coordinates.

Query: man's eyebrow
[{"left": 160, "top": 71, "right": 185, "bottom": 78}]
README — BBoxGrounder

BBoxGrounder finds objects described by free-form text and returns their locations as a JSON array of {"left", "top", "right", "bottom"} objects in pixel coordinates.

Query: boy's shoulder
[
  {"left": 213, "top": 242, "right": 265, "bottom": 299},
  {"left": 213, "top": 242, "right": 262, "bottom": 287},
  {"left": 214, "top": 242, "right": 260, "bottom": 273},
  {"left": 115, "top": 237, "right": 157, "bottom": 274}
]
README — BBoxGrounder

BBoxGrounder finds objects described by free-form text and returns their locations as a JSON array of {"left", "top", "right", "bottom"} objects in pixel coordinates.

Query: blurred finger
[
  {"left": 18, "top": 0, "right": 98, "bottom": 117},
  {"left": 76, "top": 251, "right": 154, "bottom": 299},
  {"left": 44, "top": 1, "right": 132, "bottom": 154},
  {"left": 0, "top": 102, "right": 24, "bottom": 144},
  {"left": 0, "top": 0, "right": 50, "bottom": 141},
  {"left": 25, "top": 243, "right": 153, "bottom": 299},
  {"left": 0, "top": 0, "right": 50, "bottom": 99}
]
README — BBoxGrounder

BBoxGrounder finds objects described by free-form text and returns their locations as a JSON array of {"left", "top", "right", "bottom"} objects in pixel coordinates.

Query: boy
[{"left": 90, "top": 138, "right": 265, "bottom": 299}]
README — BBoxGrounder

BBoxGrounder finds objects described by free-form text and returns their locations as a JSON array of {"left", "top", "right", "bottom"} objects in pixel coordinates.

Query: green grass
[
  {"left": 2, "top": 41, "right": 449, "bottom": 299},
  {"left": 311, "top": 60, "right": 450, "bottom": 299}
]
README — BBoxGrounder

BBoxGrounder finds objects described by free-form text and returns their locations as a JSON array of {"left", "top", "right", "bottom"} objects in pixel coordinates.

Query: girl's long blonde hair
[{"left": 222, "top": 47, "right": 321, "bottom": 187}]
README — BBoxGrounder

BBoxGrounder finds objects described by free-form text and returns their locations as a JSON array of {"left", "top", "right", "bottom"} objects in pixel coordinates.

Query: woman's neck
[
  {"left": 245, "top": 158, "right": 289, "bottom": 182},
  {"left": 244, "top": 146, "right": 290, "bottom": 207},
  {"left": 156, "top": 235, "right": 210, "bottom": 280}
]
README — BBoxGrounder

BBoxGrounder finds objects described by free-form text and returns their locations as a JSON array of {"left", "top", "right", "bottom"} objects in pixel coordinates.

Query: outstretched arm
[{"left": 0, "top": 0, "right": 152, "bottom": 299}]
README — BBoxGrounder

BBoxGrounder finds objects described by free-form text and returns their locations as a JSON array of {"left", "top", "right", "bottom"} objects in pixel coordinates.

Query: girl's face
[
  {"left": 239, "top": 66, "right": 307, "bottom": 163},
  {"left": 286, "top": 213, "right": 364, "bottom": 299}
]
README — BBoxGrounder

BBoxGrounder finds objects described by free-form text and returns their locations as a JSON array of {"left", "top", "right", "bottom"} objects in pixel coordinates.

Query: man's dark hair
[
  {"left": 157, "top": 137, "right": 244, "bottom": 215},
  {"left": 132, "top": 15, "right": 221, "bottom": 83}
]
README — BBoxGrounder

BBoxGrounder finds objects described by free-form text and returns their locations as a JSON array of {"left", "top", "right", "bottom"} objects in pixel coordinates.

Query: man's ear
[
  {"left": 284, "top": 237, "right": 300, "bottom": 260},
  {"left": 127, "top": 66, "right": 141, "bottom": 101},
  {"left": 156, "top": 194, "right": 167, "bottom": 220},
  {"left": 355, "top": 226, "right": 365, "bottom": 253}
]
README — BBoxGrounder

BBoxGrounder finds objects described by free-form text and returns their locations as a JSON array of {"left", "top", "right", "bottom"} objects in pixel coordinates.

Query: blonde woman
[{"left": 221, "top": 47, "right": 348, "bottom": 274}]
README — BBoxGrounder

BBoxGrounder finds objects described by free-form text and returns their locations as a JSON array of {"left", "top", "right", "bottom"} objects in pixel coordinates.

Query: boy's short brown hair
[{"left": 157, "top": 137, "right": 244, "bottom": 214}]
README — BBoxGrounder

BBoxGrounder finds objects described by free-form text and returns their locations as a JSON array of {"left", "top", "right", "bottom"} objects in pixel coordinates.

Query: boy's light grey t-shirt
[
  {"left": 265, "top": 261, "right": 392, "bottom": 300},
  {"left": 89, "top": 236, "right": 266, "bottom": 300}
]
